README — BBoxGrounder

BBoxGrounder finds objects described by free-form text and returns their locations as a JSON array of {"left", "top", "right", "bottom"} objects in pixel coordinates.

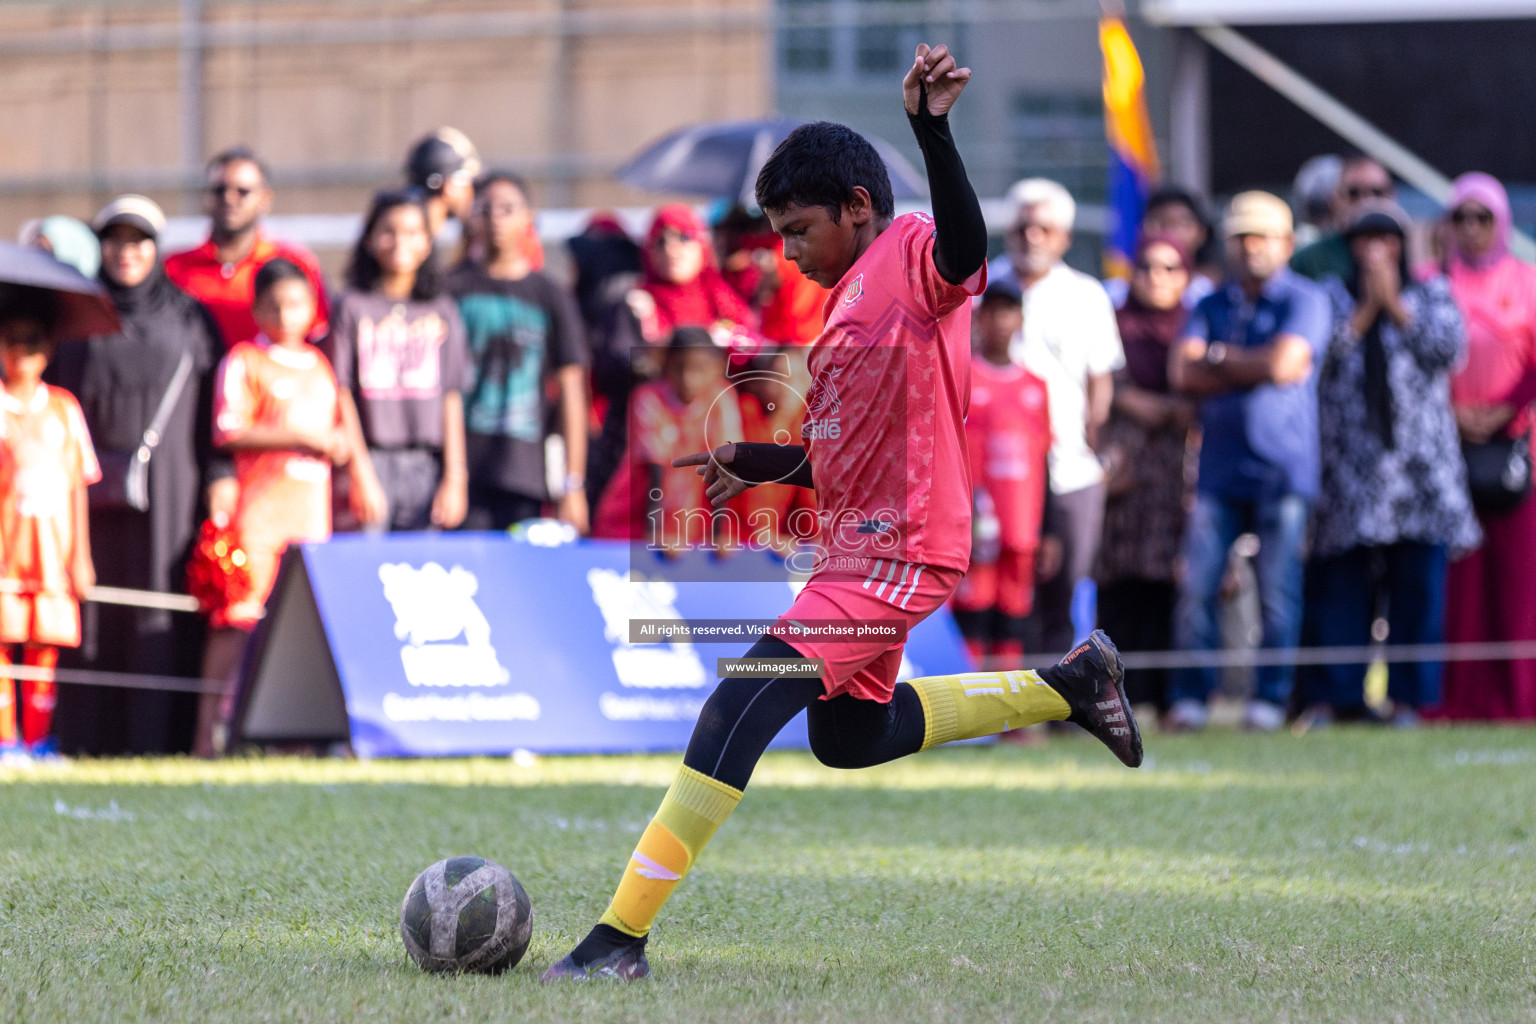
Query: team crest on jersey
[
  {"left": 842, "top": 274, "right": 865, "bottom": 308},
  {"left": 802, "top": 364, "right": 844, "bottom": 440}
]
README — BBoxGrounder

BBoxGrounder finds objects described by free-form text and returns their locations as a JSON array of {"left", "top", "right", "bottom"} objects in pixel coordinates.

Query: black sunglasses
[
  {"left": 208, "top": 184, "right": 257, "bottom": 200},
  {"left": 1344, "top": 185, "right": 1390, "bottom": 201}
]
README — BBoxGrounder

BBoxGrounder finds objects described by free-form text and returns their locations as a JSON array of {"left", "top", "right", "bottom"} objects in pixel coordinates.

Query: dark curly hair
[
  {"left": 755, "top": 121, "right": 894, "bottom": 224},
  {"left": 345, "top": 190, "right": 443, "bottom": 301}
]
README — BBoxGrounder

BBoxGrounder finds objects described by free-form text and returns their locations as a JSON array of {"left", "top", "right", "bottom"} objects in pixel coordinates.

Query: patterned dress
[{"left": 1312, "top": 275, "right": 1480, "bottom": 559}]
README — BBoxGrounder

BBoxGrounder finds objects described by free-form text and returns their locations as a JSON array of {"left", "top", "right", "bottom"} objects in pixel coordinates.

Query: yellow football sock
[
  {"left": 598, "top": 764, "right": 743, "bottom": 938},
  {"left": 908, "top": 669, "right": 1070, "bottom": 751}
]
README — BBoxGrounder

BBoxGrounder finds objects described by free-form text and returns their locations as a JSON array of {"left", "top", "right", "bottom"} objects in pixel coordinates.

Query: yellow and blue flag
[{"left": 1100, "top": 16, "right": 1160, "bottom": 279}]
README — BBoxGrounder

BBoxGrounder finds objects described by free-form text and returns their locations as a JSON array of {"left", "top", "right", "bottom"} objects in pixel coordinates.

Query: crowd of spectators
[{"left": 2, "top": 129, "right": 1535, "bottom": 759}]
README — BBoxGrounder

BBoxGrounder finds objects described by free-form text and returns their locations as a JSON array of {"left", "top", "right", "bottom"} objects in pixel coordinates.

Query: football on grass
[{"left": 400, "top": 856, "right": 533, "bottom": 973}]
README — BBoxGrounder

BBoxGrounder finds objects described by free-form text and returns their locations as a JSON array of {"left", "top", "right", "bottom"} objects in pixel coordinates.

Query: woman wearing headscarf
[
  {"left": 45, "top": 195, "right": 228, "bottom": 754},
  {"left": 1094, "top": 234, "right": 1196, "bottom": 715},
  {"left": 631, "top": 204, "right": 756, "bottom": 346},
  {"left": 1301, "top": 200, "right": 1476, "bottom": 726},
  {"left": 1439, "top": 173, "right": 1536, "bottom": 721}
]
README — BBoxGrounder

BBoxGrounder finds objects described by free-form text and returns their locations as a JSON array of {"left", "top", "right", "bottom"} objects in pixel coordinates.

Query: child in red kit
[
  {"left": 0, "top": 290, "right": 98, "bottom": 760},
  {"left": 591, "top": 328, "right": 741, "bottom": 548},
  {"left": 197, "top": 259, "right": 347, "bottom": 755},
  {"left": 952, "top": 277, "right": 1054, "bottom": 663}
]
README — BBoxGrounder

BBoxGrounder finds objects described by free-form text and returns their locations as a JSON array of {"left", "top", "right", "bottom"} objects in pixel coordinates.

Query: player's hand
[
  {"left": 69, "top": 556, "right": 96, "bottom": 599},
  {"left": 350, "top": 466, "right": 390, "bottom": 528},
  {"left": 205, "top": 477, "right": 239, "bottom": 529},
  {"left": 322, "top": 428, "right": 352, "bottom": 466},
  {"left": 431, "top": 471, "right": 469, "bottom": 530},
  {"left": 558, "top": 488, "right": 590, "bottom": 535},
  {"left": 673, "top": 443, "right": 754, "bottom": 507},
  {"left": 903, "top": 43, "right": 971, "bottom": 117}
]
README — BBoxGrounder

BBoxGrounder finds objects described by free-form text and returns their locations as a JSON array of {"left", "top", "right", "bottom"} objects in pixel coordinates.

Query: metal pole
[
  {"left": 178, "top": 0, "right": 204, "bottom": 214},
  {"left": 1168, "top": 27, "right": 1209, "bottom": 196}
]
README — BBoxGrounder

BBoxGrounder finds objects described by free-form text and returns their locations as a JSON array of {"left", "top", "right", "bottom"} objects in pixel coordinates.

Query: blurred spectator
[
  {"left": 405, "top": 128, "right": 483, "bottom": 242},
  {"left": 446, "top": 172, "right": 590, "bottom": 532},
  {"left": 1167, "top": 192, "right": 1330, "bottom": 732},
  {"left": 996, "top": 178, "right": 1124, "bottom": 656},
  {"left": 1103, "top": 188, "right": 1216, "bottom": 310},
  {"left": 631, "top": 204, "right": 756, "bottom": 346},
  {"left": 570, "top": 213, "right": 644, "bottom": 508},
  {"left": 715, "top": 205, "right": 827, "bottom": 346},
  {"left": 1290, "top": 154, "right": 1395, "bottom": 283},
  {"left": 1440, "top": 172, "right": 1536, "bottom": 721},
  {"left": 165, "top": 147, "right": 330, "bottom": 349},
  {"left": 730, "top": 346, "right": 817, "bottom": 554},
  {"left": 1301, "top": 200, "right": 1477, "bottom": 726},
  {"left": 47, "top": 195, "right": 227, "bottom": 755},
  {"left": 18, "top": 216, "right": 100, "bottom": 280},
  {"left": 591, "top": 328, "right": 741, "bottom": 546},
  {"left": 0, "top": 288, "right": 98, "bottom": 760},
  {"left": 952, "top": 278, "right": 1052, "bottom": 663},
  {"left": 324, "top": 191, "right": 470, "bottom": 533},
  {"left": 198, "top": 259, "right": 346, "bottom": 755},
  {"left": 1292, "top": 154, "right": 1344, "bottom": 249},
  {"left": 1095, "top": 235, "right": 1196, "bottom": 715}
]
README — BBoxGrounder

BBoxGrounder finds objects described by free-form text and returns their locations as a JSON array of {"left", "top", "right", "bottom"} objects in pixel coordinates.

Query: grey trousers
[{"left": 1037, "top": 481, "right": 1107, "bottom": 655}]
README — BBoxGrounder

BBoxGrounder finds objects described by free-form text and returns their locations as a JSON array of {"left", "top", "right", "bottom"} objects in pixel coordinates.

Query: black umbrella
[
  {"left": 0, "top": 240, "right": 120, "bottom": 339},
  {"left": 617, "top": 118, "right": 928, "bottom": 206}
]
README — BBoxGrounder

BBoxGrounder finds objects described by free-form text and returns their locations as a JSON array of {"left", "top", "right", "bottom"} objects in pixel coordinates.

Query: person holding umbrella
[{"left": 46, "top": 195, "right": 229, "bottom": 755}]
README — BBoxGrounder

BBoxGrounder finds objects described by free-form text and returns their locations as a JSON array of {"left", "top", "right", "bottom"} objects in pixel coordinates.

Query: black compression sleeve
[
  {"left": 908, "top": 92, "right": 987, "bottom": 286},
  {"left": 728, "top": 442, "right": 814, "bottom": 489}
]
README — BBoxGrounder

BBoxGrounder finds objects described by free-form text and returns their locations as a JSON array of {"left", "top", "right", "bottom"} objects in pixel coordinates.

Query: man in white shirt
[{"left": 992, "top": 178, "right": 1125, "bottom": 655}]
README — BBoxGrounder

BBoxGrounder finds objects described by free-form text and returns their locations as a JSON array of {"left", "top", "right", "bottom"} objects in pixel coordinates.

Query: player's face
[
  {"left": 368, "top": 204, "right": 433, "bottom": 277},
  {"left": 1131, "top": 241, "right": 1189, "bottom": 311},
  {"left": 204, "top": 159, "right": 271, "bottom": 236},
  {"left": 766, "top": 198, "right": 866, "bottom": 289},
  {"left": 253, "top": 277, "right": 318, "bottom": 346},
  {"left": 977, "top": 300, "right": 1021, "bottom": 358},
  {"left": 0, "top": 320, "right": 52, "bottom": 386},
  {"left": 669, "top": 347, "right": 726, "bottom": 405},
  {"left": 480, "top": 179, "right": 535, "bottom": 260}
]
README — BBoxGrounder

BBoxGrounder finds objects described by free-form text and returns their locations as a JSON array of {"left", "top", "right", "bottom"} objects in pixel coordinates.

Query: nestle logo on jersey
[{"left": 802, "top": 419, "right": 842, "bottom": 440}]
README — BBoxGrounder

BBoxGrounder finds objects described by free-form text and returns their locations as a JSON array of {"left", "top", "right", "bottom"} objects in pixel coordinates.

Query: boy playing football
[{"left": 543, "top": 44, "right": 1142, "bottom": 982}]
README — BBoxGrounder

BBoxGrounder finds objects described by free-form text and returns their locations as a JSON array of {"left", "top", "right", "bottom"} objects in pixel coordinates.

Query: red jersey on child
[
  {"left": 800, "top": 212, "right": 984, "bottom": 580},
  {"left": 965, "top": 357, "right": 1051, "bottom": 553},
  {"left": 212, "top": 338, "right": 342, "bottom": 628},
  {"left": 592, "top": 378, "right": 743, "bottom": 545},
  {"left": 0, "top": 385, "right": 100, "bottom": 646}
]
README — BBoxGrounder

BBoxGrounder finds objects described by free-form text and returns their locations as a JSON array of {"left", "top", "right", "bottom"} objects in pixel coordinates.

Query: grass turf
[{"left": 1, "top": 728, "right": 1534, "bottom": 1022}]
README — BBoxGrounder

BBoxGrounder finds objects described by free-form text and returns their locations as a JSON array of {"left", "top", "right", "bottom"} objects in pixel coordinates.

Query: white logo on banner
[
  {"left": 378, "top": 562, "right": 514, "bottom": 690},
  {"left": 586, "top": 568, "right": 706, "bottom": 696}
]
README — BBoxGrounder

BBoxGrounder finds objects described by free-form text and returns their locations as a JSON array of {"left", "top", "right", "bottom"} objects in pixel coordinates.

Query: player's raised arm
[{"left": 902, "top": 43, "right": 986, "bottom": 286}]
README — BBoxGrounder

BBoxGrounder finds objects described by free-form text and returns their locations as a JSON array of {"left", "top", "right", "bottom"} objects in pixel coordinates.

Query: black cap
[
  {"left": 1342, "top": 198, "right": 1411, "bottom": 240},
  {"left": 404, "top": 128, "right": 482, "bottom": 193}
]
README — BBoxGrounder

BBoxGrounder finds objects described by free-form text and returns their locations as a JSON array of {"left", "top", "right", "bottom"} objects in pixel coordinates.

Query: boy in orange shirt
[
  {"left": 198, "top": 259, "right": 348, "bottom": 755},
  {"left": 0, "top": 289, "right": 99, "bottom": 760}
]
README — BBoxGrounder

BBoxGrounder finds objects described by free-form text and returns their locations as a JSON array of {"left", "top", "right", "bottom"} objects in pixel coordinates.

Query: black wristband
[
  {"left": 728, "top": 442, "right": 815, "bottom": 489},
  {"left": 907, "top": 100, "right": 987, "bottom": 286}
]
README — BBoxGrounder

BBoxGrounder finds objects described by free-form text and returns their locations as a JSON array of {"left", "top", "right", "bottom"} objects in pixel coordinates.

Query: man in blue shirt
[{"left": 1167, "top": 191, "right": 1331, "bottom": 731}]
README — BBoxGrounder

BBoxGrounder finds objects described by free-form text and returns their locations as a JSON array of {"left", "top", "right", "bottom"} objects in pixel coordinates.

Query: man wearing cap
[
  {"left": 1167, "top": 190, "right": 1330, "bottom": 732},
  {"left": 164, "top": 146, "right": 330, "bottom": 349},
  {"left": 47, "top": 195, "right": 229, "bottom": 755},
  {"left": 405, "top": 127, "right": 483, "bottom": 241}
]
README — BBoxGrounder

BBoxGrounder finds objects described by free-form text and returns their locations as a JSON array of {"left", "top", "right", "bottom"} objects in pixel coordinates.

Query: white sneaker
[
  {"left": 1243, "top": 699, "right": 1286, "bottom": 732},
  {"left": 1165, "top": 698, "right": 1210, "bottom": 732}
]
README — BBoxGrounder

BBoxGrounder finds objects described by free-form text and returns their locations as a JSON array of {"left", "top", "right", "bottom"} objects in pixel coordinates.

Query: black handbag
[
  {"left": 1462, "top": 431, "right": 1532, "bottom": 513},
  {"left": 89, "top": 351, "right": 193, "bottom": 512}
]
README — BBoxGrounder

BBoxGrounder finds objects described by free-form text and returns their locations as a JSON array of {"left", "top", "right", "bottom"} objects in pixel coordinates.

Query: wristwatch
[{"left": 1204, "top": 341, "right": 1228, "bottom": 366}]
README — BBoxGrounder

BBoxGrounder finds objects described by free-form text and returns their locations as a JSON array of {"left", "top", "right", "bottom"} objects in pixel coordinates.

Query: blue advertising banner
[{"left": 269, "top": 533, "right": 972, "bottom": 758}]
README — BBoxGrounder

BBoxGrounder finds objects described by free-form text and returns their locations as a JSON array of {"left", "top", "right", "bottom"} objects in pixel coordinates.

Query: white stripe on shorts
[{"left": 898, "top": 564, "right": 926, "bottom": 609}]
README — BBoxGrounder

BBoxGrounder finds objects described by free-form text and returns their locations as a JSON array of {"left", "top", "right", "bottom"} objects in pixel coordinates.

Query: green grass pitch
[{"left": 1, "top": 728, "right": 1534, "bottom": 1022}]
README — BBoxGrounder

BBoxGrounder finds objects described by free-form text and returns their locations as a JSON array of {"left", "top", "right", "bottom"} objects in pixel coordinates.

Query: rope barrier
[
  {"left": 0, "top": 663, "right": 228, "bottom": 695},
  {"left": 997, "top": 640, "right": 1536, "bottom": 672}
]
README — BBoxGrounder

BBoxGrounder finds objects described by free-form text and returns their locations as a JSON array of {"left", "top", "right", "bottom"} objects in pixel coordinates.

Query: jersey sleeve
[
  {"left": 905, "top": 215, "right": 986, "bottom": 320},
  {"left": 62, "top": 393, "right": 101, "bottom": 487},
  {"left": 1081, "top": 282, "right": 1127, "bottom": 376},
  {"left": 212, "top": 349, "right": 257, "bottom": 446}
]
